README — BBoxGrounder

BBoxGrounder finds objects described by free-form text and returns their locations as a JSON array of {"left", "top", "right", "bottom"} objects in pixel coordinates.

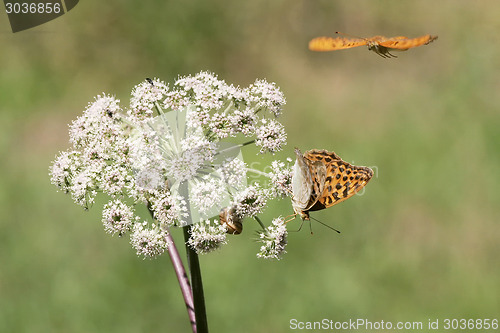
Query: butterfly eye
[{"left": 219, "top": 207, "right": 243, "bottom": 235}]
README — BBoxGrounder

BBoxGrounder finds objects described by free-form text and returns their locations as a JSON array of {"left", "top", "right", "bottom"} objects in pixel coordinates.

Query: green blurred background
[{"left": 1, "top": 0, "right": 499, "bottom": 332}]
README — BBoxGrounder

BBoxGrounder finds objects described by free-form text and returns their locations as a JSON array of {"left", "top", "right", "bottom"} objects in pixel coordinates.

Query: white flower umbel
[
  {"left": 150, "top": 192, "right": 187, "bottom": 228},
  {"left": 218, "top": 157, "right": 247, "bottom": 191},
  {"left": 233, "top": 184, "right": 268, "bottom": 218},
  {"left": 187, "top": 219, "right": 227, "bottom": 254},
  {"left": 267, "top": 160, "right": 293, "bottom": 198},
  {"left": 257, "top": 217, "right": 288, "bottom": 260},
  {"left": 130, "top": 222, "right": 169, "bottom": 259},
  {"left": 255, "top": 119, "right": 287, "bottom": 154},
  {"left": 102, "top": 199, "right": 137, "bottom": 236},
  {"left": 50, "top": 71, "right": 293, "bottom": 259},
  {"left": 247, "top": 79, "right": 285, "bottom": 117},
  {"left": 129, "top": 78, "right": 169, "bottom": 122},
  {"left": 190, "top": 176, "right": 226, "bottom": 215}
]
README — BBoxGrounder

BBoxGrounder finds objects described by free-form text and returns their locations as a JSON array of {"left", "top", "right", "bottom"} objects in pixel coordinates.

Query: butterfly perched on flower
[
  {"left": 292, "top": 148, "right": 373, "bottom": 220},
  {"left": 309, "top": 32, "right": 438, "bottom": 58}
]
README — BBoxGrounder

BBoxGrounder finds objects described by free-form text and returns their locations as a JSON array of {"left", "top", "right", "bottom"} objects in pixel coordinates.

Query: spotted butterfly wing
[
  {"left": 308, "top": 36, "right": 367, "bottom": 52},
  {"left": 292, "top": 148, "right": 373, "bottom": 220},
  {"left": 304, "top": 150, "right": 373, "bottom": 212},
  {"left": 309, "top": 34, "right": 437, "bottom": 57},
  {"left": 378, "top": 35, "right": 438, "bottom": 50}
]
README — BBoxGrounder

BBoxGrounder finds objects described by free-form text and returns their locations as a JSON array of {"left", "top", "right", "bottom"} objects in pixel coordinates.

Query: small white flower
[
  {"left": 257, "top": 217, "right": 288, "bottom": 260},
  {"left": 128, "top": 128, "right": 168, "bottom": 175},
  {"left": 151, "top": 192, "right": 187, "bottom": 228},
  {"left": 134, "top": 167, "right": 166, "bottom": 192},
  {"left": 208, "top": 112, "right": 232, "bottom": 139},
  {"left": 130, "top": 222, "right": 169, "bottom": 259},
  {"left": 255, "top": 119, "right": 287, "bottom": 154},
  {"left": 267, "top": 160, "right": 293, "bottom": 198},
  {"left": 180, "top": 133, "right": 216, "bottom": 159},
  {"left": 50, "top": 150, "right": 82, "bottom": 193},
  {"left": 230, "top": 107, "right": 258, "bottom": 136},
  {"left": 187, "top": 220, "right": 227, "bottom": 254},
  {"left": 165, "top": 151, "right": 206, "bottom": 183},
  {"left": 247, "top": 79, "right": 286, "bottom": 117},
  {"left": 163, "top": 89, "right": 190, "bottom": 111},
  {"left": 190, "top": 176, "right": 226, "bottom": 214},
  {"left": 69, "top": 94, "right": 123, "bottom": 150},
  {"left": 70, "top": 168, "right": 98, "bottom": 208},
  {"left": 218, "top": 157, "right": 247, "bottom": 190},
  {"left": 101, "top": 165, "right": 130, "bottom": 197},
  {"left": 233, "top": 184, "right": 267, "bottom": 218},
  {"left": 102, "top": 199, "right": 137, "bottom": 236},
  {"left": 129, "top": 78, "right": 169, "bottom": 122},
  {"left": 173, "top": 71, "right": 228, "bottom": 111}
]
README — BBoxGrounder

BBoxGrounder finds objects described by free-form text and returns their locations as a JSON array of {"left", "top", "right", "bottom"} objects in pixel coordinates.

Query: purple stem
[
  {"left": 147, "top": 205, "right": 196, "bottom": 332},
  {"left": 165, "top": 232, "right": 197, "bottom": 333}
]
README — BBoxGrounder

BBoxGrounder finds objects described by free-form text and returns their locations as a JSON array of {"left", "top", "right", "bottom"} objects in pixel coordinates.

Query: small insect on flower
[{"left": 219, "top": 207, "right": 243, "bottom": 235}]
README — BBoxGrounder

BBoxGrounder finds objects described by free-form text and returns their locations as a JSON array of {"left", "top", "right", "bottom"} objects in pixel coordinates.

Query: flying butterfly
[
  {"left": 309, "top": 32, "right": 438, "bottom": 58},
  {"left": 291, "top": 148, "right": 373, "bottom": 220}
]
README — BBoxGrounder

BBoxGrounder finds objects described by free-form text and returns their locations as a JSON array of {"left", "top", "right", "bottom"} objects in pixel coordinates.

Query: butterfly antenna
[{"left": 310, "top": 216, "right": 341, "bottom": 234}]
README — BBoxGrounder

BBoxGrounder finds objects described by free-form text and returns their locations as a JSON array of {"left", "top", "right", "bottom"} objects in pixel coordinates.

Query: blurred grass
[{"left": 1, "top": 0, "right": 500, "bottom": 332}]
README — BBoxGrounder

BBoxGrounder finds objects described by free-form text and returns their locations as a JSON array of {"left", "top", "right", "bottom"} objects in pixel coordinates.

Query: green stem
[
  {"left": 253, "top": 215, "right": 267, "bottom": 231},
  {"left": 213, "top": 140, "right": 255, "bottom": 156},
  {"left": 184, "top": 225, "right": 209, "bottom": 333}
]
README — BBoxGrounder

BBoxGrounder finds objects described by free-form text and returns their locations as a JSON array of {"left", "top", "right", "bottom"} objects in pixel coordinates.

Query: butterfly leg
[
  {"left": 284, "top": 218, "right": 306, "bottom": 233},
  {"left": 284, "top": 213, "right": 298, "bottom": 224}
]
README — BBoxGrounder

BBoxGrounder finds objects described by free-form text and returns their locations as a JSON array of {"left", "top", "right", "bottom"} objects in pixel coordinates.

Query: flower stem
[
  {"left": 184, "top": 225, "right": 209, "bottom": 333},
  {"left": 254, "top": 215, "right": 267, "bottom": 231},
  {"left": 165, "top": 232, "right": 197, "bottom": 332},
  {"left": 147, "top": 206, "right": 197, "bottom": 332}
]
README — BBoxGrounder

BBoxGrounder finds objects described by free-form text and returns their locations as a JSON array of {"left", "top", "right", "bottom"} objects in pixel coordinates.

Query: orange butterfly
[{"left": 309, "top": 32, "right": 438, "bottom": 58}]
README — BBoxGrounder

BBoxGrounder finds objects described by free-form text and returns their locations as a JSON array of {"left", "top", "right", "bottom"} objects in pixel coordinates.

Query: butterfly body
[
  {"left": 292, "top": 148, "right": 373, "bottom": 220},
  {"left": 309, "top": 34, "right": 438, "bottom": 58}
]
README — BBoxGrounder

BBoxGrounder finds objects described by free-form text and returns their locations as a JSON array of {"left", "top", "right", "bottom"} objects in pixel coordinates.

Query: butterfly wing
[
  {"left": 304, "top": 149, "right": 342, "bottom": 163},
  {"left": 293, "top": 149, "right": 373, "bottom": 219},
  {"left": 308, "top": 37, "right": 367, "bottom": 52},
  {"left": 378, "top": 35, "right": 438, "bottom": 50},
  {"left": 304, "top": 159, "right": 327, "bottom": 210},
  {"left": 291, "top": 148, "right": 313, "bottom": 214},
  {"left": 309, "top": 159, "right": 373, "bottom": 211}
]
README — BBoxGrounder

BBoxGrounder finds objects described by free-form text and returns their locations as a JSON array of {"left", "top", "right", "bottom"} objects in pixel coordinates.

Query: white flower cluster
[
  {"left": 187, "top": 220, "right": 228, "bottom": 254},
  {"left": 257, "top": 217, "right": 288, "bottom": 260},
  {"left": 50, "top": 72, "right": 292, "bottom": 259},
  {"left": 267, "top": 159, "right": 293, "bottom": 198}
]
